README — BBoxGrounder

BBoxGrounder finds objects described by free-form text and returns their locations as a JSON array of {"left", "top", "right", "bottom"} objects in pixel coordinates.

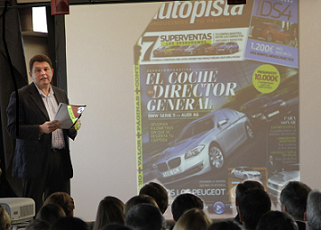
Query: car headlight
[
  {"left": 252, "top": 113, "right": 262, "bottom": 118},
  {"left": 185, "top": 145, "right": 205, "bottom": 159},
  {"left": 280, "top": 101, "right": 287, "bottom": 107}
]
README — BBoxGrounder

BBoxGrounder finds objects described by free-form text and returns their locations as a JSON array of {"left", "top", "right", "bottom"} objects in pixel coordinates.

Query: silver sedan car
[{"left": 153, "top": 108, "right": 254, "bottom": 184}]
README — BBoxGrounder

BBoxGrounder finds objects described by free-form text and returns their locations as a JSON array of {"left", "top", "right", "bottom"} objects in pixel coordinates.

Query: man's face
[{"left": 29, "top": 61, "right": 54, "bottom": 89}]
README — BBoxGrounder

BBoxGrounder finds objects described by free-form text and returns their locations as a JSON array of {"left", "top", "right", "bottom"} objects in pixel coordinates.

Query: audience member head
[
  {"left": 235, "top": 180, "right": 264, "bottom": 208},
  {"left": 0, "top": 204, "right": 11, "bottom": 230},
  {"left": 139, "top": 182, "right": 168, "bottom": 214},
  {"left": 50, "top": 217, "right": 88, "bottom": 230},
  {"left": 238, "top": 188, "right": 271, "bottom": 230},
  {"left": 280, "top": 181, "right": 312, "bottom": 220},
  {"left": 93, "top": 196, "right": 125, "bottom": 230},
  {"left": 26, "top": 219, "right": 51, "bottom": 230},
  {"left": 125, "top": 203, "right": 163, "bottom": 230},
  {"left": 171, "top": 193, "right": 204, "bottom": 221},
  {"left": 172, "top": 208, "right": 212, "bottom": 230},
  {"left": 256, "top": 211, "right": 298, "bottom": 230},
  {"left": 307, "top": 190, "right": 321, "bottom": 230},
  {"left": 208, "top": 219, "right": 245, "bottom": 230},
  {"left": 124, "top": 194, "right": 158, "bottom": 216},
  {"left": 36, "top": 203, "right": 66, "bottom": 225},
  {"left": 43, "top": 192, "right": 75, "bottom": 217},
  {"left": 101, "top": 224, "right": 133, "bottom": 230}
]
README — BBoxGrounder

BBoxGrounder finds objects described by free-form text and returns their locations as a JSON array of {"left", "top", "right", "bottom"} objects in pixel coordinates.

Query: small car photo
[
  {"left": 204, "top": 42, "right": 225, "bottom": 55},
  {"left": 267, "top": 163, "right": 300, "bottom": 200},
  {"left": 152, "top": 108, "right": 254, "bottom": 184},
  {"left": 216, "top": 42, "right": 239, "bottom": 54},
  {"left": 163, "top": 46, "right": 180, "bottom": 56},
  {"left": 241, "top": 95, "right": 287, "bottom": 126},
  {"left": 153, "top": 46, "right": 169, "bottom": 57},
  {"left": 193, "top": 43, "right": 212, "bottom": 55},
  {"left": 252, "top": 22, "right": 291, "bottom": 45},
  {"left": 183, "top": 44, "right": 200, "bottom": 55},
  {"left": 172, "top": 46, "right": 189, "bottom": 56},
  {"left": 231, "top": 166, "right": 262, "bottom": 180}
]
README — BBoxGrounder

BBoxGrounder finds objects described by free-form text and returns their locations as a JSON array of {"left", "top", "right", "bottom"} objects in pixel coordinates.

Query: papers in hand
[{"left": 54, "top": 103, "right": 86, "bottom": 129}]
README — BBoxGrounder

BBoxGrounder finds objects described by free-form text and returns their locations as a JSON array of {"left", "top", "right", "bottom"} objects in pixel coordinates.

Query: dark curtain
[{"left": 0, "top": 0, "right": 28, "bottom": 197}]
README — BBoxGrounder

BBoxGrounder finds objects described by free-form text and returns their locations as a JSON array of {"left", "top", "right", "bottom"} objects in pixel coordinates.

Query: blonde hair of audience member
[
  {"left": 124, "top": 194, "right": 158, "bottom": 216},
  {"left": 43, "top": 192, "right": 75, "bottom": 217},
  {"left": 0, "top": 204, "right": 11, "bottom": 230},
  {"left": 93, "top": 196, "right": 125, "bottom": 230},
  {"left": 173, "top": 208, "right": 212, "bottom": 230}
]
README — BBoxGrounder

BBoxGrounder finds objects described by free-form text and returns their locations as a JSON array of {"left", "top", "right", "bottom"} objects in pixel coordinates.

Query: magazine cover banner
[{"left": 134, "top": 0, "right": 298, "bottom": 216}]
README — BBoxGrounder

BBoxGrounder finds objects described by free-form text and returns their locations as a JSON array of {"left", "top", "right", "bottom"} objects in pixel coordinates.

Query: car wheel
[
  {"left": 209, "top": 144, "right": 224, "bottom": 170},
  {"left": 243, "top": 175, "right": 248, "bottom": 180},
  {"left": 245, "top": 123, "right": 254, "bottom": 139},
  {"left": 267, "top": 33, "right": 273, "bottom": 42}
]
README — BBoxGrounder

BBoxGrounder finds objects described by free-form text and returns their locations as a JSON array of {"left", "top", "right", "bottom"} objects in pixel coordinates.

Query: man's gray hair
[
  {"left": 280, "top": 181, "right": 311, "bottom": 219},
  {"left": 307, "top": 190, "right": 321, "bottom": 230}
]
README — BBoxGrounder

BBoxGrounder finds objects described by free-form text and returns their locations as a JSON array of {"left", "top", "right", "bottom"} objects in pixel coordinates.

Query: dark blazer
[{"left": 7, "top": 82, "right": 77, "bottom": 179}]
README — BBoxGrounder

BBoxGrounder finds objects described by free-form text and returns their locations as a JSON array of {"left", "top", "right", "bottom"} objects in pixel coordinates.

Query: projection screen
[{"left": 65, "top": 0, "right": 300, "bottom": 221}]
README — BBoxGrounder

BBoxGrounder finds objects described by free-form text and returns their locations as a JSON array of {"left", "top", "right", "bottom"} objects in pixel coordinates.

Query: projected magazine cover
[{"left": 134, "top": 0, "right": 298, "bottom": 216}]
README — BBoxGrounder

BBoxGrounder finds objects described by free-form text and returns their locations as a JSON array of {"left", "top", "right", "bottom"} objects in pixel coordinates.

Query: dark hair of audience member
[
  {"left": 26, "top": 219, "right": 51, "bottom": 230},
  {"left": 50, "top": 217, "right": 88, "bottom": 230},
  {"left": 139, "top": 182, "right": 168, "bottom": 214},
  {"left": 280, "top": 181, "right": 312, "bottom": 220},
  {"left": 173, "top": 208, "right": 212, "bottom": 230},
  {"left": 93, "top": 196, "right": 125, "bottom": 230},
  {"left": 0, "top": 204, "right": 11, "bottom": 230},
  {"left": 100, "top": 224, "right": 132, "bottom": 230},
  {"left": 171, "top": 193, "right": 204, "bottom": 221},
  {"left": 36, "top": 203, "right": 66, "bottom": 225},
  {"left": 208, "top": 219, "right": 245, "bottom": 230},
  {"left": 124, "top": 194, "right": 158, "bottom": 216},
  {"left": 43, "top": 192, "right": 75, "bottom": 217},
  {"left": 238, "top": 188, "right": 271, "bottom": 230},
  {"left": 235, "top": 180, "right": 264, "bottom": 206},
  {"left": 256, "top": 211, "right": 298, "bottom": 230},
  {"left": 125, "top": 203, "right": 163, "bottom": 230}
]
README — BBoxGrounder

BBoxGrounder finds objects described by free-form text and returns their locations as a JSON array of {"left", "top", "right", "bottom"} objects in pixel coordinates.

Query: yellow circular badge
[{"left": 252, "top": 64, "right": 280, "bottom": 94}]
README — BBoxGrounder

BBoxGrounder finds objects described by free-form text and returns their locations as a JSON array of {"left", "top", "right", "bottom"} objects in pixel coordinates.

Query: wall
[
  {"left": 65, "top": 2, "right": 162, "bottom": 221},
  {"left": 23, "top": 35, "right": 48, "bottom": 82},
  {"left": 299, "top": 1, "right": 321, "bottom": 189}
]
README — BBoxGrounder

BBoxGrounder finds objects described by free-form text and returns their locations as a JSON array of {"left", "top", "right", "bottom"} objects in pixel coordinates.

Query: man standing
[{"left": 6, "top": 54, "right": 78, "bottom": 212}]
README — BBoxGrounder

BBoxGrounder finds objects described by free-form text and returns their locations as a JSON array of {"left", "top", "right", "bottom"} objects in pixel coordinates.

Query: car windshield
[
  {"left": 176, "top": 118, "right": 214, "bottom": 142},
  {"left": 284, "top": 164, "right": 299, "bottom": 171},
  {"left": 245, "top": 96, "right": 272, "bottom": 110},
  {"left": 242, "top": 167, "right": 254, "bottom": 171},
  {"left": 213, "top": 43, "right": 224, "bottom": 47},
  {"left": 257, "top": 23, "right": 269, "bottom": 29}
]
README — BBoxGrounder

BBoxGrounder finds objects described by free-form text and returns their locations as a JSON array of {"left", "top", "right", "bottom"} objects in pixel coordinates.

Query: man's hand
[{"left": 39, "top": 120, "right": 61, "bottom": 134}]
